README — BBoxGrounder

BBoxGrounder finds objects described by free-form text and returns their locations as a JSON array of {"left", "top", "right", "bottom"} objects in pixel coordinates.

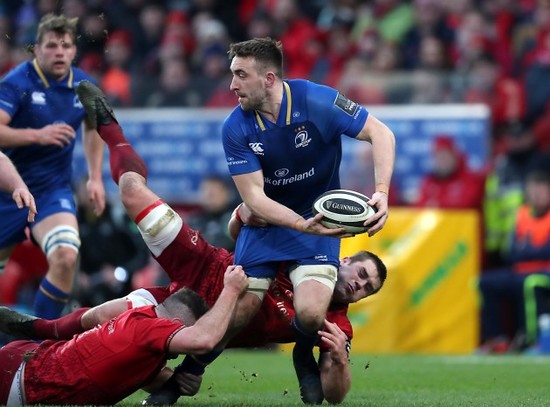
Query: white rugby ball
[{"left": 312, "top": 189, "right": 376, "bottom": 234}]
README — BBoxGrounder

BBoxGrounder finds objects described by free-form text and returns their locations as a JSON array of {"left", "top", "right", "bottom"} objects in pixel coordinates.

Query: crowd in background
[
  {"left": 0, "top": 0, "right": 548, "bottom": 141},
  {"left": 2, "top": 0, "right": 550, "bottom": 353}
]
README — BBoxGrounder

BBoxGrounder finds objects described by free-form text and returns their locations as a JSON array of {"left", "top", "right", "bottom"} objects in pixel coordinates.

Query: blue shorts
[
  {"left": 0, "top": 186, "right": 77, "bottom": 248},
  {"left": 234, "top": 225, "right": 340, "bottom": 278}
]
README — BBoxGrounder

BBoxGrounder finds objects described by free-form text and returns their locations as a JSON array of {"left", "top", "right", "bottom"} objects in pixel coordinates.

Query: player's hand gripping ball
[{"left": 312, "top": 189, "right": 376, "bottom": 234}]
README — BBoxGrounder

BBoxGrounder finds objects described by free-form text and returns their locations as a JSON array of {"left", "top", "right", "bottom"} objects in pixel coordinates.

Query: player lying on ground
[
  {"left": 0, "top": 151, "right": 36, "bottom": 222},
  {"left": 0, "top": 80, "right": 387, "bottom": 405},
  {"left": 0, "top": 268, "right": 248, "bottom": 405}
]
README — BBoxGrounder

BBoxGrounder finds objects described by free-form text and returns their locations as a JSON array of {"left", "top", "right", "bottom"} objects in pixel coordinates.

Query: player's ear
[
  {"left": 265, "top": 71, "right": 276, "bottom": 88},
  {"left": 340, "top": 256, "right": 351, "bottom": 266}
]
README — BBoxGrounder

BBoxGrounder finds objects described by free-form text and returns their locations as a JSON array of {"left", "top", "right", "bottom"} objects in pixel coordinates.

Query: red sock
[
  {"left": 98, "top": 122, "right": 147, "bottom": 184},
  {"left": 32, "top": 307, "right": 90, "bottom": 340}
]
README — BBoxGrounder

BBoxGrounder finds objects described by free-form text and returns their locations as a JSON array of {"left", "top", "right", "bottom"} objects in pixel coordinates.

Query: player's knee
[
  {"left": 46, "top": 245, "right": 79, "bottom": 277},
  {"left": 119, "top": 173, "right": 146, "bottom": 208},
  {"left": 296, "top": 308, "right": 325, "bottom": 331},
  {"left": 136, "top": 202, "right": 182, "bottom": 257}
]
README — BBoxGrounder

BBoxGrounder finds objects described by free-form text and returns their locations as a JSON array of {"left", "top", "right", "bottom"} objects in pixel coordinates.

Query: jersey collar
[
  {"left": 32, "top": 58, "right": 74, "bottom": 89},
  {"left": 254, "top": 81, "right": 292, "bottom": 131}
]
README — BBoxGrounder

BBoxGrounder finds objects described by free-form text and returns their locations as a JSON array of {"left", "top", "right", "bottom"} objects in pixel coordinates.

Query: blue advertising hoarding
[{"left": 73, "top": 105, "right": 490, "bottom": 205}]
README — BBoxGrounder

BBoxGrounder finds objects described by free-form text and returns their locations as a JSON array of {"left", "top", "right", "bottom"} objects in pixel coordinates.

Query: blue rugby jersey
[
  {"left": 0, "top": 60, "right": 96, "bottom": 195},
  {"left": 222, "top": 79, "right": 368, "bottom": 218},
  {"left": 222, "top": 79, "right": 369, "bottom": 270}
]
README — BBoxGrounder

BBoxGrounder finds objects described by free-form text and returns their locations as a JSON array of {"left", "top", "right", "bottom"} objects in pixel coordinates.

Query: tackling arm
[
  {"left": 168, "top": 265, "right": 248, "bottom": 354},
  {"left": 318, "top": 320, "right": 352, "bottom": 404}
]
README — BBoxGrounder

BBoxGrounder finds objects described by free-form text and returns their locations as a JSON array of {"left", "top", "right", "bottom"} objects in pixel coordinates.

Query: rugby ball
[{"left": 312, "top": 189, "right": 376, "bottom": 234}]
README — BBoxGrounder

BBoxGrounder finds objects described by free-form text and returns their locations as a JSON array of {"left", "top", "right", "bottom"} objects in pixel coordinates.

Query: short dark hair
[
  {"left": 162, "top": 287, "right": 209, "bottom": 325},
  {"left": 228, "top": 37, "right": 284, "bottom": 78},
  {"left": 348, "top": 250, "right": 387, "bottom": 294},
  {"left": 36, "top": 13, "right": 78, "bottom": 44}
]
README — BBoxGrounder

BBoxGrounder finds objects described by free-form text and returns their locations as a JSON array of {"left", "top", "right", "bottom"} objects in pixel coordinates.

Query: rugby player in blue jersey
[
  {"left": 149, "top": 37, "right": 395, "bottom": 405},
  {"left": 0, "top": 14, "right": 105, "bottom": 319}
]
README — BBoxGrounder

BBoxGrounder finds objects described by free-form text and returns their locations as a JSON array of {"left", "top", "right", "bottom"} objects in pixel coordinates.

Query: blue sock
[{"left": 33, "top": 278, "right": 69, "bottom": 319}]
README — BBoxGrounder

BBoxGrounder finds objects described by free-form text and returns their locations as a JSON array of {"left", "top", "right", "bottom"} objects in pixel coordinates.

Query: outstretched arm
[
  {"left": 318, "top": 320, "right": 351, "bottom": 404},
  {"left": 168, "top": 265, "right": 248, "bottom": 354},
  {"left": 0, "top": 151, "right": 36, "bottom": 222}
]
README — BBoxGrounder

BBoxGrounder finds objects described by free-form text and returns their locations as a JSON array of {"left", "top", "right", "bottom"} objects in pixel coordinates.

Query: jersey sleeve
[
  {"left": 222, "top": 114, "right": 262, "bottom": 176},
  {"left": 305, "top": 81, "right": 368, "bottom": 141},
  {"left": 0, "top": 77, "right": 22, "bottom": 118}
]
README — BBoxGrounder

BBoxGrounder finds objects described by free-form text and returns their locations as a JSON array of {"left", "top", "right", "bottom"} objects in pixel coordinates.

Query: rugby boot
[
  {"left": 142, "top": 375, "right": 181, "bottom": 406},
  {"left": 0, "top": 306, "right": 37, "bottom": 339},
  {"left": 76, "top": 80, "right": 117, "bottom": 128},
  {"left": 293, "top": 344, "right": 324, "bottom": 404}
]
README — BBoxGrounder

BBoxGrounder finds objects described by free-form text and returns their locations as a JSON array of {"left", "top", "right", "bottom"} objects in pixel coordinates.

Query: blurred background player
[{"left": 0, "top": 14, "right": 105, "bottom": 319}]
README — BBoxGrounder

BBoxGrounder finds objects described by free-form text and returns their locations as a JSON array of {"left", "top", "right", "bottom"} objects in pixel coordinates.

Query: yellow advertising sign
[{"left": 342, "top": 208, "right": 480, "bottom": 354}]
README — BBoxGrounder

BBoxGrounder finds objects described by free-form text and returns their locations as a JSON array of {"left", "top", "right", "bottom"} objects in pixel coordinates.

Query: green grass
[{"left": 121, "top": 349, "right": 550, "bottom": 406}]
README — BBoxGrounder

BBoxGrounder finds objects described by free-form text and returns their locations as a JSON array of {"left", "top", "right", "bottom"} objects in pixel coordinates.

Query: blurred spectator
[
  {"left": 137, "top": 57, "right": 204, "bottom": 107},
  {"left": 483, "top": 121, "right": 544, "bottom": 268},
  {"left": 414, "top": 135, "right": 485, "bottom": 210},
  {"left": 74, "top": 180, "right": 150, "bottom": 308},
  {"left": 454, "top": 54, "right": 525, "bottom": 128},
  {"left": 186, "top": 175, "right": 238, "bottom": 251},
  {"left": 400, "top": 0, "right": 454, "bottom": 70},
  {"left": 101, "top": 30, "right": 133, "bottom": 106},
  {"left": 76, "top": 9, "right": 108, "bottom": 63},
  {"left": 340, "top": 143, "right": 401, "bottom": 206},
  {"left": 0, "top": 38, "right": 14, "bottom": 77},
  {"left": 478, "top": 168, "right": 550, "bottom": 354}
]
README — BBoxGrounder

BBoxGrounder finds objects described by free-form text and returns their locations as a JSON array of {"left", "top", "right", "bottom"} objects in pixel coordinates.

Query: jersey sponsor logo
[
  {"left": 295, "top": 130, "right": 311, "bottom": 148},
  {"left": 31, "top": 91, "right": 46, "bottom": 105},
  {"left": 274, "top": 168, "right": 289, "bottom": 178},
  {"left": 314, "top": 254, "right": 328, "bottom": 261},
  {"left": 227, "top": 156, "right": 248, "bottom": 166},
  {"left": 248, "top": 142, "right": 264, "bottom": 155},
  {"left": 334, "top": 92, "right": 359, "bottom": 116},
  {"left": 264, "top": 167, "right": 314, "bottom": 186}
]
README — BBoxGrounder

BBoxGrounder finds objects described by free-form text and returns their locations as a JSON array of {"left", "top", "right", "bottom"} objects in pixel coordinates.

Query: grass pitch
[{"left": 121, "top": 349, "right": 550, "bottom": 406}]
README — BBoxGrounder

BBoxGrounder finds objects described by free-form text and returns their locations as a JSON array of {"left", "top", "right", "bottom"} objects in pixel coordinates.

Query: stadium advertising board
[{"left": 73, "top": 105, "right": 490, "bottom": 205}]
